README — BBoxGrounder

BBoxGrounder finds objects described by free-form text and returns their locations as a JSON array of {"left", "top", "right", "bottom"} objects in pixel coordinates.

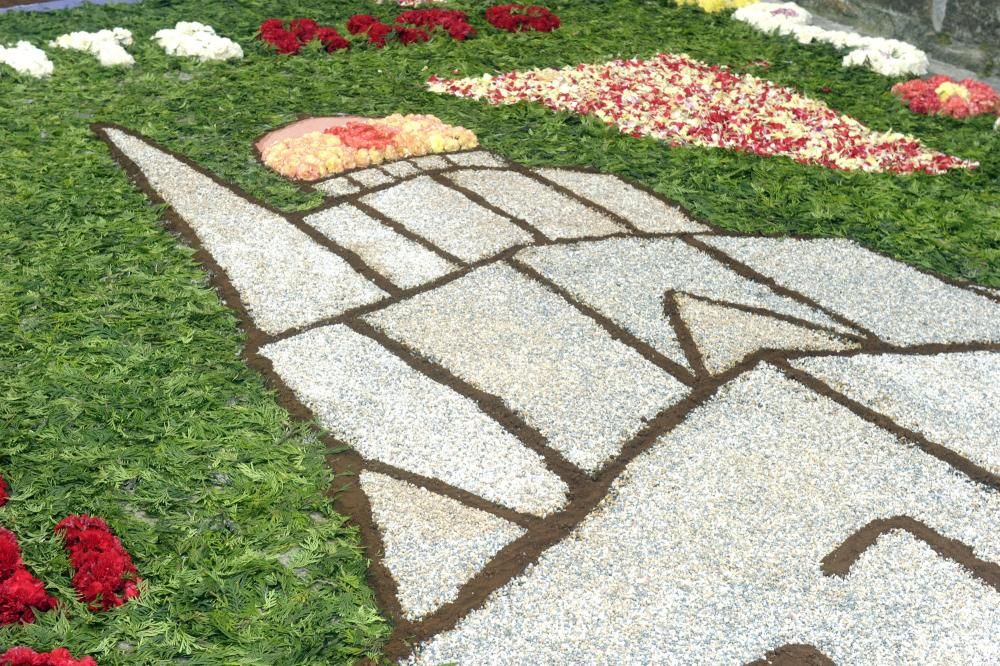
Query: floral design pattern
[
  {"left": 260, "top": 114, "right": 478, "bottom": 180},
  {"left": 428, "top": 53, "right": 975, "bottom": 174}
]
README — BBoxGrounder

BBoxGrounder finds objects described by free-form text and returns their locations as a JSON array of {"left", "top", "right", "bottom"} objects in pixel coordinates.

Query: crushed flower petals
[
  {"left": 261, "top": 114, "right": 478, "bottom": 180},
  {"left": 428, "top": 53, "right": 975, "bottom": 174},
  {"left": 892, "top": 75, "right": 1000, "bottom": 119}
]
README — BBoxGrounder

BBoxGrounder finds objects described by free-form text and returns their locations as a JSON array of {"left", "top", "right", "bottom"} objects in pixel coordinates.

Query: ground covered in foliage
[{"left": 1, "top": 1, "right": 998, "bottom": 664}]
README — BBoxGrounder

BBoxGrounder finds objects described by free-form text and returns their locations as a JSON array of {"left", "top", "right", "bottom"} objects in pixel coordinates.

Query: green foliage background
[{"left": 0, "top": 0, "right": 998, "bottom": 664}]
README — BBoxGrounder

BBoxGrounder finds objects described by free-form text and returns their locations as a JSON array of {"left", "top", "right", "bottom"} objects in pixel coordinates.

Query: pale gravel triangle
[
  {"left": 362, "top": 471, "right": 525, "bottom": 621},
  {"left": 676, "top": 294, "right": 858, "bottom": 374}
]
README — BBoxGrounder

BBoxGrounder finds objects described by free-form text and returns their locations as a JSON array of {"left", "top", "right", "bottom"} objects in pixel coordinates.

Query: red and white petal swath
[{"left": 428, "top": 53, "right": 976, "bottom": 174}]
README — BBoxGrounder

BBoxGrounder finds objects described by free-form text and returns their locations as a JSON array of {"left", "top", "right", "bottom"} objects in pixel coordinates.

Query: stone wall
[{"left": 794, "top": 0, "right": 999, "bottom": 75}]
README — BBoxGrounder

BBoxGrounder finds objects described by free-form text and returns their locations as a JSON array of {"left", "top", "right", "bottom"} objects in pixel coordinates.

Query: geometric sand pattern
[
  {"left": 362, "top": 471, "right": 524, "bottom": 621},
  {"left": 97, "top": 125, "right": 1000, "bottom": 663}
]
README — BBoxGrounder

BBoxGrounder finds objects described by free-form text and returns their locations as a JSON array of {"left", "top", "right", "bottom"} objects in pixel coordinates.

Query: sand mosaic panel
[{"left": 97, "top": 124, "right": 1000, "bottom": 664}]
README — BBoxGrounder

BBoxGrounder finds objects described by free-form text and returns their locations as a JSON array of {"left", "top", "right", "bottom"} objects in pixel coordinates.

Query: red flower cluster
[
  {"left": 0, "top": 475, "right": 8, "bottom": 507},
  {"left": 347, "top": 9, "right": 475, "bottom": 47},
  {"left": 397, "top": 9, "right": 476, "bottom": 41},
  {"left": 0, "top": 647, "right": 97, "bottom": 666},
  {"left": 485, "top": 4, "right": 561, "bottom": 32},
  {"left": 892, "top": 75, "right": 1000, "bottom": 119},
  {"left": 0, "top": 528, "right": 57, "bottom": 625},
  {"left": 54, "top": 515, "right": 140, "bottom": 612},
  {"left": 347, "top": 15, "right": 395, "bottom": 47},
  {"left": 324, "top": 122, "right": 400, "bottom": 150},
  {"left": 258, "top": 18, "right": 350, "bottom": 55}
]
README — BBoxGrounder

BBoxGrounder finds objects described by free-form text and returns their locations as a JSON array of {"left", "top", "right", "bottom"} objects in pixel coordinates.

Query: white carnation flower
[
  {"left": 152, "top": 22, "right": 243, "bottom": 62},
  {"left": 50, "top": 28, "right": 135, "bottom": 67},
  {"left": 0, "top": 41, "right": 54, "bottom": 78}
]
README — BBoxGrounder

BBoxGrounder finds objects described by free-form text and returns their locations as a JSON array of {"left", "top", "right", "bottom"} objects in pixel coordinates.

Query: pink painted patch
[{"left": 255, "top": 116, "right": 368, "bottom": 154}]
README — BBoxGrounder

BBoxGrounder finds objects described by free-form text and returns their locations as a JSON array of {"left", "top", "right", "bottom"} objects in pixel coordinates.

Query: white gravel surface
[
  {"left": 104, "top": 128, "right": 386, "bottom": 334},
  {"left": 362, "top": 176, "right": 532, "bottom": 262},
  {"left": 446, "top": 151, "right": 507, "bottom": 168},
  {"left": 446, "top": 169, "right": 624, "bottom": 239},
  {"left": 534, "top": 168, "right": 708, "bottom": 233},
  {"left": 261, "top": 325, "right": 569, "bottom": 515},
  {"left": 793, "top": 352, "right": 1000, "bottom": 475},
  {"left": 407, "top": 365, "right": 1000, "bottom": 665},
  {"left": 365, "top": 263, "right": 688, "bottom": 473},
  {"left": 677, "top": 294, "right": 856, "bottom": 373},
  {"left": 313, "top": 176, "right": 360, "bottom": 197},
  {"left": 362, "top": 471, "right": 524, "bottom": 621},
  {"left": 409, "top": 155, "right": 451, "bottom": 170},
  {"left": 703, "top": 237, "right": 1000, "bottom": 345},
  {"left": 349, "top": 167, "right": 396, "bottom": 188},
  {"left": 381, "top": 160, "right": 421, "bottom": 178},
  {"left": 518, "top": 238, "right": 847, "bottom": 370},
  {"left": 305, "top": 204, "right": 457, "bottom": 289}
]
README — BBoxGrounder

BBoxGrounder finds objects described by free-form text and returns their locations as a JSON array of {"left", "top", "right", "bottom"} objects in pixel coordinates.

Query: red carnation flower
[
  {"left": 367, "top": 22, "right": 394, "bottom": 47},
  {"left": 446, "top": 19, "right": 476, "bottom": 41},
  {"left": 396, "top": 26, "right": 430, "bottom": 45},
  {"left": 272, "top": 31, "right": 303, "bottom": 55},
  {"left": 54, "top": 515, "right": 140, "bottom": 612},
  {"left": 289, "top": 18, "right": 319, "bottom": 42},
  {"left": 0, "top": 475, "right": 8, "bottom": 507},
  {"left": 259, "top": 18, "right": 285, "bottom": 37},
  {"left": 0, "top": 647, "right": 98, "bottom": 666},
  {"left": 486, "top": 4, "right": 560, "bottom": 33},
  {"left": 0, "top": 528, "right": 57, "bottom": 625},
  {"left": 347, "top": 14, "right": 381, "bottom": 35},
  {"left": 395, "top": 9, "right": 476, "bottom": 42},
  {"left": 315, "top": 27, "right": 350, "bottom": 52}
]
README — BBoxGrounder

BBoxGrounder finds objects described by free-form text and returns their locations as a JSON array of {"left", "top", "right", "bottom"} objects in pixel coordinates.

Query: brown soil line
[
  {"left": 350, "top": 196, "right": 467, "bottom": 267},
  {"left": 427, "top": 171, "right": 549, "bottom": 245},
  {"left": 379, "top": 375, "right": 735, "bottom": 660},
  {"left": 822, "top": 515, "right": 1000, "bottom": 591},
  {"left": 682, "top": 235, "right": 878, "bottom": 340},
  {"left": 507, "top": 256, "right": 698, "bottom": 385},
  {"left": 774, "top": 359, "right": 1000, "bottom": 493},
  {"left": 506, "top": 162, "right": 642, "bottom": 235},
  {"left": 746, "top": 643, "right": 836, "bottom": 665},
  {"left": 663, "top": 289, "right": 710, "bottom": 377},
  {"left": 345, "top": 317, "right": 585, "bottom": 487}
]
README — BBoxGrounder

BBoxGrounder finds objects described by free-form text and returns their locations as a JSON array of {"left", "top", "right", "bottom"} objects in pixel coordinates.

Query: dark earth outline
[{"left": 91, "top": 122, "right": 1000, "bottom": 665}]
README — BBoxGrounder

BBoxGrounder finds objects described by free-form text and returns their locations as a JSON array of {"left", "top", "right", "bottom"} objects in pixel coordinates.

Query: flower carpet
[{"left": 2, "top": 1, "right": 999, "bottom": 664}]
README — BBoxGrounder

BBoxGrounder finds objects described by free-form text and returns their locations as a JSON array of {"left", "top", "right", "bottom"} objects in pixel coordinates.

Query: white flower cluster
[
  {"left": 151, "top": 22, "right": 243, "bottom": 62},
  {"left": 994, "top": 116, "right": 1000, "bottom": 132},
  {"left": 0, "top": 41, "right": 54, "bottom": 78},
  {"left": 733, "top": 2, "right": 929, "bottom": 77},
  {"left": 50, "top": 28, "right": 134, "bottom": 67}
]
